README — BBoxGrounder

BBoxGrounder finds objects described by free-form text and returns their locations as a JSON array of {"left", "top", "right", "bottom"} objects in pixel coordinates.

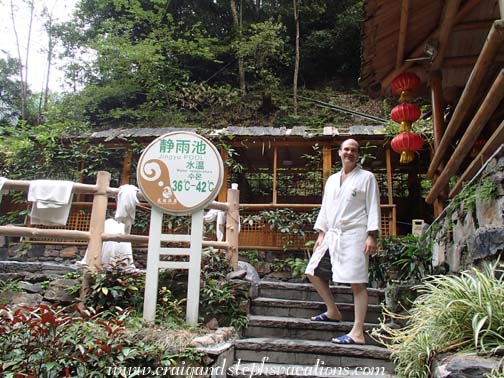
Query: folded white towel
[
  {"left": 115, "top": 184, "right": 139, "bottom": 234},
  {"left": 204, "top": 209, "right": 226, "bottom": 241},
  {"left": 28, "top": 180, "right": 73, "bottom": 225},
  {"left": 78, "top": 218, "right": 136, "bottom": 270}
]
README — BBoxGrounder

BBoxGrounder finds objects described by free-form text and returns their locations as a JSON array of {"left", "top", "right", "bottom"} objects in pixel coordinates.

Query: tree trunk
[
  {"left": 10, "top": 0, "right": 27, "bottom": 120},
  {"left": 43, "top": 13, "right": 55, "bottom": 114},
  {"left": 293, "top": 0, "right": 300, "bottom": 115},
  {"left": 230, "top": 0, "right": 246, "bottom": 96}
]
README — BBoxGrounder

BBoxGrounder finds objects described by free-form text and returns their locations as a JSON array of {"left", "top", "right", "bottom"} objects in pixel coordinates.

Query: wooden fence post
[
  {"left": 81, "top": 171, "right": 110, "bottom": 303},
  {"left": 226, "top": 185, "right": 240, "bottom": 270}
]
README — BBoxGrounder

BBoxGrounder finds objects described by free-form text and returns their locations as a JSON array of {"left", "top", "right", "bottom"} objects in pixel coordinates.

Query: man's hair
[{"left": 339, "top": 138, "right": 360, "bottom": 152}]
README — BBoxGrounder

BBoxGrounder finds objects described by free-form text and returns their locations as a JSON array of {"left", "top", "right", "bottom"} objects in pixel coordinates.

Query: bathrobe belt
[{"left": 316, "top": 226, "right": 343, "bottom": 263}]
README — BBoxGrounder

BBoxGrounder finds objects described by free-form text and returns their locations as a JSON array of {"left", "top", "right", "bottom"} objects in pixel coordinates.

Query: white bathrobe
[{"left": 305, "top": 167, "right": 381, "bottom": 283}]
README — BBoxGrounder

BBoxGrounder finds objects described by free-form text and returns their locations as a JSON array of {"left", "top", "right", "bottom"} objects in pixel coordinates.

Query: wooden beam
[
  {"left": 272, "top": 145, "right": 278, "bottom": 204},
  {"left": 396, "top": 0, "right": 410, "bottom": 68},
  {"left": 3, "top": 180, "right": 98, "bottom": 194},
  {"left": 449, "top": 119, "right": 504, "bottom": 197},
  {"left": 453, "top": 19, "right": 495, "bottom": 31},
  {"left": 218, "top": 149, "right": 229, "bottom": 202},
  {"left": 430, "top": 71, "right": 445, "bottom": 149},
  {"left": 322, "top": 143, "right": 332, "bottom": 185},
  {"left": 381, "top": 0, "right": 483, "bottom": 89},
  {"left": 444, "top": 54, "right": 504, "bottom": 67},
  {"left": 86, "top": 171, "right": 110, "bottom": 271},
  {"left": 427, "top": 20, "right": 504, "bottom": 178},
  {"left": 225, "top": 187, "right": 240, "bottom": 270},
  {"left": 426, "top": 69, "right": 504, "bottom": 204},
  {"left": 432, "top": 0, "right": 462, "bottom": 70},
  {"left": 0, "top": 226, "right": 90, "bottom": 240},
  {"left": 120, "top": 148, "right": 133, "bottom": 185},
  {"left": 385, "top": 148, "right": 394, "bottom": 205}
]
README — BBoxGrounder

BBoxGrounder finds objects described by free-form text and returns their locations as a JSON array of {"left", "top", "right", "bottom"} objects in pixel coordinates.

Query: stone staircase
[{"left": 227, "top": 280, "right": 395, "bottom": 378}]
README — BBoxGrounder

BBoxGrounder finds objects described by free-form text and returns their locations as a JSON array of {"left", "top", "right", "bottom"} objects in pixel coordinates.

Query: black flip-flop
[
  {"left": 310, "top": 313, "right": 340, "bottom": 322},
  {"left": 331, "top": 334, "right": 364, "bottom": 345}
]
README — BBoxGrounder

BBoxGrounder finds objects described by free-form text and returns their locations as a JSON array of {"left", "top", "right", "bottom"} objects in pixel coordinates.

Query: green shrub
[
  {"left": 85, "top": 261, "right": 146, "bottom": 312},
  {"left": 372, "top": 262, "right": 504, "bottom": 377}
]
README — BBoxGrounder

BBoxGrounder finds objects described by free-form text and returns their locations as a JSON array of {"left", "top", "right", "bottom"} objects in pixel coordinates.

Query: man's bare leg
[
  {"left": 306, "top": 273, "right": 342, "bottom": 320},
  {"left": 346, "top": 283, "right": 368, "bottom": 344}
]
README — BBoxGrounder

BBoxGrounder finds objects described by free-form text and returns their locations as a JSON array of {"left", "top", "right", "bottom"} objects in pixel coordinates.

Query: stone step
[
  {"left": 244, "top": 315, "right": 383, "bottom": 345},
  {"left": 251, "top": 297, "right": 383, "bottom": 324},
  {"left": 233, "top": 338, "right": 394, "bottom": 373},
  {"left": 258, "top": 281, "right": 384, "bottom": 305},
  {"left": 228, "top": 362, "right": 396, "bottom": 378}
]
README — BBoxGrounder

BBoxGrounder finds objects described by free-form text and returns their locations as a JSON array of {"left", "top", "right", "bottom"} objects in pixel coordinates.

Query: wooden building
[
  {"left": 63, "top": 124, "right": 433, "bottom": 250},
  {"left": 360, "top": 0, "right": 504, "bottom": 216}
]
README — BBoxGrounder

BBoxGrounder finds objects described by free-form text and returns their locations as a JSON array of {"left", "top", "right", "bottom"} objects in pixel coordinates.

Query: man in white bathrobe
[{"left": 305, "top": 138, "right": 381, "bottom": 345}]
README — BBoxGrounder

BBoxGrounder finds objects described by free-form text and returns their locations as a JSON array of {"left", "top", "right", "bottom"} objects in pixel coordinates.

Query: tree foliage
[{"left": 0, "top": 0, "right": 366, "bottom": 178}]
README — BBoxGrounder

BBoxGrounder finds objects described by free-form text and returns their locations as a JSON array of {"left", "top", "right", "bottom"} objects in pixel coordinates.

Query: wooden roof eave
[
  {"left": 378, "top": 0, "right": 484, "bottom": 92},
  {"left": 425, "top": 69, "right": 504, "bottom": 204},
  {"left": 427, "top": 20, "right": 504, "bottom": 179}
]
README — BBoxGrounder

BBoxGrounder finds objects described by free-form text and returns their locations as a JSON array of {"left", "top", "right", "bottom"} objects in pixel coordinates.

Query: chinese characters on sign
[{"left": 137, "top": 132, "right": 224, "bottom": 215}]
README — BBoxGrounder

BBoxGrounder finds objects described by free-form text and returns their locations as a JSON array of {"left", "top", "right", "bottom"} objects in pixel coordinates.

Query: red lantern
[
  {"left": 390, "top": 72, "right": 421, "bottom": 103},
  {"left": 390, "top": 103, "right": 421, "bottom": 132},
  {"left": 391, "top": 132, "right": 423, "bottom": 164}
]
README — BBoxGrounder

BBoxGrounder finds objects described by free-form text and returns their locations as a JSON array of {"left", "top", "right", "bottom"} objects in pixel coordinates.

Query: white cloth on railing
[
  {"left": 0, "top": 177, "right": 8, "bottom": 205},
  {"left": 78, "top": 218, "right": 136, "bottom": 270},
  {"left": 114, "top": 184, "right": 139, "bottom": 234},
  {"left": 28, "top": 180, "right": 73, "bottom": 225},
  {"left": 203, "top": 209, "right": 226, "bottom": 241}
]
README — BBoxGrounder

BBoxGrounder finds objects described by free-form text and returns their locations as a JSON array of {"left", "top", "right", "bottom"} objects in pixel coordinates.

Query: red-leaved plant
[{"left": 0, "top": 304, "right": 146, "bottom": 377}]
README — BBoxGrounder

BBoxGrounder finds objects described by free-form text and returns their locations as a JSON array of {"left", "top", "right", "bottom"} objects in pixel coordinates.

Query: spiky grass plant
[{"left": 371, "top": 262, "right": 504, "bottom": 377}]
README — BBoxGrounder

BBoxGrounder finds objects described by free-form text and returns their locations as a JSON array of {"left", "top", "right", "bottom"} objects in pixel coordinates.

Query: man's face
[{"left": 338, "top": 140, "right": 360, "bottom": 165}]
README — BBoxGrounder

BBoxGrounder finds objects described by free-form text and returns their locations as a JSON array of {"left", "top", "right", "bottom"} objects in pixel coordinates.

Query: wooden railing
[
  {"left": 0, "top": 171, "right": 240, "bottom": 270},
  {"left": 238, "top": 203, "right": 396, "bottom": 250}
]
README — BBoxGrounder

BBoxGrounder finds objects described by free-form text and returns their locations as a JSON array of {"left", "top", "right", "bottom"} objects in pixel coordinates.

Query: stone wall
[
  {"left": 0, "top": 239, "right": 148, "bottom": 269},
  {"left": 430, "top": 147, "right": 504, "bottom": 273}
]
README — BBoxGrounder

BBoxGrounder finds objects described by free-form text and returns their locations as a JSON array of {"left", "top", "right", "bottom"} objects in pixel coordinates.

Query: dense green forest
[{"left": 1, "top": 0, "right": 383, "bottom": 180}]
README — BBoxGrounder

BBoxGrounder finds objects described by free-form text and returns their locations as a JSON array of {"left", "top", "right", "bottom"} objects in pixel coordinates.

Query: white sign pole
[
  {"left": 186, "top": 209, "right": 203, "bottom": 324},
  {"left": 143, "top": 206, "right": 163, "bottom": 322}
]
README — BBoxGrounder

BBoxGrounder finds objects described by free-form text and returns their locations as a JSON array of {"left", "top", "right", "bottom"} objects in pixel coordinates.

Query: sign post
[{"left": 137, "top": 131, "right": 223, "bottom": 324}]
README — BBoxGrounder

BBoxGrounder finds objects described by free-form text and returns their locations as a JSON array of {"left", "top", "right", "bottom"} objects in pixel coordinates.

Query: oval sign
[{"left": 137, "top": 131, "right": 224, "bottom": 215}]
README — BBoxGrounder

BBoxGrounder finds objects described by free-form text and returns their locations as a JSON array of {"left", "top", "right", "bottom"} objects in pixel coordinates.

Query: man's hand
[
  {"left": 313, "top": 232, "right": 325, "bottom": 252},
  {"left": 364, "top": 235, "right": 378, "bottom": 255}
]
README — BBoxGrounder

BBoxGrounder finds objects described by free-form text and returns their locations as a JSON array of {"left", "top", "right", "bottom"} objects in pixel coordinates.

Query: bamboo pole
[
  {"left": 449, "top": 119, "right": 504, "bottom": 197},
  {"left": 427, "top": 21, "right": 504, "bottom": 178},
  {"left": 426, "top": 69, "right": 504, "bottom": 204},
  {"left": 431, "top": 70, "right": 447, "bottom": 215},
  {"left": 386, "top": 149, "right": 393, "bottom": 205},
  {"left": 431, "top": 70, "right": 445, "bottom": 149},
  {"left": 225, "top": 186, "right": 240, "bottom": 270}
]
